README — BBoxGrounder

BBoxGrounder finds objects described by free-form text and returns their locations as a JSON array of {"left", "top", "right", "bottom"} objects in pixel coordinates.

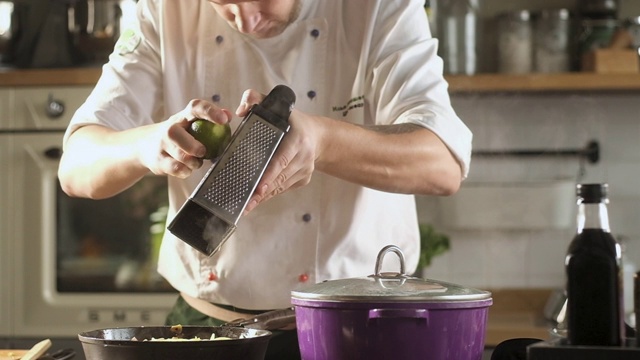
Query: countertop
[
  {"left": 484, "top": 288, "right": 554, "bottom": 347},
  {"left": 0, "top": 67, "right": 102, "bottom": 87}
]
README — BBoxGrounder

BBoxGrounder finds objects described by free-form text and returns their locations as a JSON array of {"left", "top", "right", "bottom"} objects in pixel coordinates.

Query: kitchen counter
[
  {"left": 0, "top": 67, "right": 102, "bottom": 87},
  {"left": 484, "top": 288, "right": 554, "bottom": 347}
]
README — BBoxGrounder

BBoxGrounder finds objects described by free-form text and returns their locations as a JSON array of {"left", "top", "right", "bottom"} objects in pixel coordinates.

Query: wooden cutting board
[{"left": 0, "top": 350, "right": 28, "bottom": 360}]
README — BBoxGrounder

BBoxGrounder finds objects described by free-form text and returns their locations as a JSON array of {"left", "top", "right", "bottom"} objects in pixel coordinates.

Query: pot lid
[{"left": 291, "top": 245, "right": 491, "bottom": 303}]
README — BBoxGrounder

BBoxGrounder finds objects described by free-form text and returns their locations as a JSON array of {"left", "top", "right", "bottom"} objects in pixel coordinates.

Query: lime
[{"left": 188, "top": 119, "right": 232, "bottom": 160}]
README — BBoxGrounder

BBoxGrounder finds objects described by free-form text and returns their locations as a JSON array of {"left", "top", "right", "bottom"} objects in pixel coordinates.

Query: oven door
[{"left": 8, "top": 131, "right": 177, "bottom": 338}]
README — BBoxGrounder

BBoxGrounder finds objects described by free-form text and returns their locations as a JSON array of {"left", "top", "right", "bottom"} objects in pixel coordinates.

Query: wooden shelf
[
  {"left": 0, "top": 67, "right": 102, "bottom": 87},
  {"left": 446, "top": 73, "right": 640, "bottom": 93},
  {"left": 2, "top": 67, "right": 640, "bottom": 93}
]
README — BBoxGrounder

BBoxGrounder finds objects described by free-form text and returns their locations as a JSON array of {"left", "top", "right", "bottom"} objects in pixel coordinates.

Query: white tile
[
  {"left": 526, "top": 230, "right": 571, "bottom": 288},
  {"left": 450, "top": 233, "right": 488, "bottom": 275},
  {"left": 485, "top": 233, "right": 528, "bottom": 288},
  {"left": 607, "top": 166, "right": 640, "bottom": 197},
  {"left": 609, "top": 196, "right": 640, "bottom": 237},
  {"left": 422, "top": 92, "right": 640, "bottom": 290},
  {"left": 422, "top": 251, "right": 452, "bottom": 280},
  {"left": 444, "top": 232, "right": 489, "bottom": 288}
]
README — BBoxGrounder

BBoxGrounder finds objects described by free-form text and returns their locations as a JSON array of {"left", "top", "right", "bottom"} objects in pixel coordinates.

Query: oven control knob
[{"left": 46, "top": 93, "right": 65, "bottom": 118}]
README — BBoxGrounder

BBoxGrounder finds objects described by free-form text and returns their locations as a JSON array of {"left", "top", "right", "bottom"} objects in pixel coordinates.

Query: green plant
[{"left": 418, "top": 223, "right": 450, "bottom": 269}]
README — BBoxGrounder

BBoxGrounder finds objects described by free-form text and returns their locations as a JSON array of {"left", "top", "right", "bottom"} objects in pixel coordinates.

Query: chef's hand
[
  {"left": 236, "top": 89, "right": 319, "bottom": 213},
  {"left": 139, "top": 99, "right": 232, "bottom": 178}
]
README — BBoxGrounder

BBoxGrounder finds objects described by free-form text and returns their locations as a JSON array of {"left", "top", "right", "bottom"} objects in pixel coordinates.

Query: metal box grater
[{"left": 168, "top": 85, "right": 296, "bottom": 256}]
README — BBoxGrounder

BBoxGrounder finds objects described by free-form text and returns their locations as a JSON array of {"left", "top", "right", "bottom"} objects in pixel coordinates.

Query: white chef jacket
[{"left": 65, "top": 0, "right": 472, "bottom": 310}]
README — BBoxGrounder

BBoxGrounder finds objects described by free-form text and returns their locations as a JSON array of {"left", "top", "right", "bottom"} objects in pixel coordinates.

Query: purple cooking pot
[{"left": 290, "top": 245, "right": 492, "bottom": 360}]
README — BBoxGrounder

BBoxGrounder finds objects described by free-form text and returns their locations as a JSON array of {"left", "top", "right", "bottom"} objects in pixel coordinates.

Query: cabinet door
[
  {"left": 0, "top": 133, "right": 12, "bottom": 336},
  {"left": 12, "top": 86, "right": 93, "bottom": 130},
  {"left": 0, "top": 89, "right": 14, "bottom": 129}
]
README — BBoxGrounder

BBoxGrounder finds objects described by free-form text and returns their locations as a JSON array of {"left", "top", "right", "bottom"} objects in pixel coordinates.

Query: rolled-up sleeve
[{"left": 365, "top": 0, "right": 472, "bottom": 178}]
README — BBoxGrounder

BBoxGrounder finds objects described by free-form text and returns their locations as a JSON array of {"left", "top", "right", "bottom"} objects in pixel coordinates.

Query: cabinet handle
[
  {"left": 46, "top": 93, "right": 65, "bottom": 118},
  {"left": 44, "top": 147, "right": 63, "bottom": 159}
]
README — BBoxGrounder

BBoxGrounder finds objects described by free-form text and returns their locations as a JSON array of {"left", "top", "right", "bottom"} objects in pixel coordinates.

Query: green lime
[{"left": 188, "top": 119, "right": 232, "bottom": 160}]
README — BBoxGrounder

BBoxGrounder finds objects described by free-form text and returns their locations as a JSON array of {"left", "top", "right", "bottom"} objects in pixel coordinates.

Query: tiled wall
[
  {"left": 416, "top": 92, "right": 640, "bottom": 291},
  {"left": 418, "top": 0, "right": 640, "bottom": 292}
]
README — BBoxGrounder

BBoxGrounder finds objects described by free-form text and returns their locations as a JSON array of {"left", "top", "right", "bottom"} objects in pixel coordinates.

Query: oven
[{"left": 0, "top": 85, "right": 176, "bottom": 342}]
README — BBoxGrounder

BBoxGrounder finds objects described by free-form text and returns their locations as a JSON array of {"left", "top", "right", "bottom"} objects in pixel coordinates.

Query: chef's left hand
[{"left": 235, "top": 89, "right": 319, "bottom": 213}]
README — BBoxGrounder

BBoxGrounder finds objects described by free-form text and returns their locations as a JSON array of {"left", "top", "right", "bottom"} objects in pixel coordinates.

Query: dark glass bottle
[{"left": 566, "top": 183, "right": 624, "bottom": 346}]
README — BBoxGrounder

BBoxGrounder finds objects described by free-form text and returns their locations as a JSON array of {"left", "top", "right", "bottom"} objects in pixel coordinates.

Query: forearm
[
  {"left": 58, "top": 125, "right": 151, "bottom": 199},
  {"left": 315, "top": 117, "right": 462, "bottom": 196}
]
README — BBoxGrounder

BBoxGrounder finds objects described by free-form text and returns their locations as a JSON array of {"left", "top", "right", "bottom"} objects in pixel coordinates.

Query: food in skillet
[{"left": 131, "top": 325, "right": 234, "bottom": 341}]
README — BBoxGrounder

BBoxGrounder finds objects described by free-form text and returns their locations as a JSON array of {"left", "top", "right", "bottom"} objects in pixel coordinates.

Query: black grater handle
[
  {"left": 249, "top": 85, "right": 296, "bottom": 131},
  {"left": 261, "top": 84, "right": 296, "bottom": 121}
]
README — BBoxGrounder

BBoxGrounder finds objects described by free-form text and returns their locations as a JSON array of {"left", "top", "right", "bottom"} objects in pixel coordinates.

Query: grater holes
[{"left": 203, "top": 121, "right": 277, "bottom": 214}]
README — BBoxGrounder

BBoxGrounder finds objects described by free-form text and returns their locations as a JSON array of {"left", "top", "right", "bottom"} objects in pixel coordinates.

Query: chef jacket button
[
  {"left": 307, "top": 91, "right": 316, "bottom": 100},
  {"left": 302, "top": 213, "right": 312, "bottom": 222},
  {"left": 211, "top": 94, "right": 221, "bottom": 102},
  {"left": 216, "top": 35, "right": 224, "bottom": 44},
  {"left": 298, "top": 273, "right": 309, "bottom": 282},
  {"left": 310, "top": 29, "right": 320, "bottom": 38},
  {"left": 208, "top": 271, "right": 218, "bottom": 281}
]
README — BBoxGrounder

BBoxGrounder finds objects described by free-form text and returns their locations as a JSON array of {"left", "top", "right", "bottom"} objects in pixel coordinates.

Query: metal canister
[
  {"left": 535, "top": 9, "right": 572, "bottom": 73},
  {"left": 438, "top": 0, "right": 480, "bottom": 75},
  {"left": 497, "top": 10, "right": 533, "bottom": 74}
]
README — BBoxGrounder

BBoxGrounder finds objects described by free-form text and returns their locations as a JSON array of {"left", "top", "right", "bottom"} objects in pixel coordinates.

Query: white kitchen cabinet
[
  {"left": 0, "top": 89, "right": 13, "bottom": 337},
  {"left": 12, "top": 86, "right": 92, "bottom": 130}
]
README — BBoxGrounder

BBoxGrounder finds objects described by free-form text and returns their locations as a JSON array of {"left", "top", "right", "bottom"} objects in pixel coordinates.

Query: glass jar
[
  {"left": 437, "top": 0, "right": 480, "bottom": 75},
  {"left": 535, "top": 9, "right": 572, "bottom": 73},
  {"left": 497, "top": 10, "right": 533, "bottom": 74}
]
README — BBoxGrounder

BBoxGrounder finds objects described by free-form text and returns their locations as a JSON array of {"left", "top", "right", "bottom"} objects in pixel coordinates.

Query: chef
[{"left": 57, "top": 0, "right": 472, "bottom": 358}]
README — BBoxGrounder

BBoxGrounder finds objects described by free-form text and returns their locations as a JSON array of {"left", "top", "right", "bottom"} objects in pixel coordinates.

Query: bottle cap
[{"left": 576, "top": 183, "right": 608, "bottom": 203}]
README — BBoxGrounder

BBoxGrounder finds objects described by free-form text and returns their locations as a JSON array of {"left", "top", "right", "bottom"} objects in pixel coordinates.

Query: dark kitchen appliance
[
  {"left": 527, "top": 337, "right": 639, "bottom": 359},
  {"left": 3, "top": 0, "right": 80, "bottom": 68},
  {"left": 168, "top": 84, "right": 295, "bottom": 256},
  {"left": 78, "top": 326, "right": 271, "bottom": 360},
  {"left": 290, "top": 245, "right": 493, "bottom": 360},
  {"left": 1, "top": 0, "right": 136, "bottom": 68}
]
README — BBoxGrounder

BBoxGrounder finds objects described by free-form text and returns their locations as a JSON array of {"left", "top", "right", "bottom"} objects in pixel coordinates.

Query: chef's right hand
[{"left": 139, "top": 99, "right": 232, "bottom": 178}]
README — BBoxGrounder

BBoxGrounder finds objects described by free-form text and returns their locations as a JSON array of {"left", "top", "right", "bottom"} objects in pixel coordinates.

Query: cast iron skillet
[{"left": 78, "top": 326, "right": 271, "bottom": 360}]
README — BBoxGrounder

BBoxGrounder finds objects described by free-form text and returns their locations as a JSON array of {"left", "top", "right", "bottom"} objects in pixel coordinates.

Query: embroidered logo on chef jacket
[
  {"left": 115, "top": 29, "right": 142, "bottom": 55},
  {"left": 332, "top": 95, "right": 365, "bottom": 117}
]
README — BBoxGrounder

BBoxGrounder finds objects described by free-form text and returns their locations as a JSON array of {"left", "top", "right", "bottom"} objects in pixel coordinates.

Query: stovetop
[{"left": 527, "top": 338, "right": 639, "bottom": 360}]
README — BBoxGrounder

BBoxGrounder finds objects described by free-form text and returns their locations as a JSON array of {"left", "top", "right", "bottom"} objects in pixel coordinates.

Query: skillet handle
[{"left": 226, "top": 307, "right": 296, "bottom": 330}]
